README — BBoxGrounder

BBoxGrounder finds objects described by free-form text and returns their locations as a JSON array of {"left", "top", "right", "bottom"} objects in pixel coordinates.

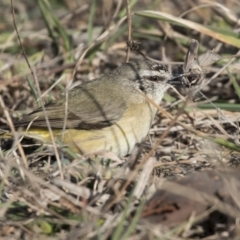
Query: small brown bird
[{"left": 1, "top": 60, "right": 180, "bottom": 157}]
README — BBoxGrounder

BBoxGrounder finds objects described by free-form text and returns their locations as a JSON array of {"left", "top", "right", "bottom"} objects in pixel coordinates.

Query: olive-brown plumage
[{"left": 2, "top": 60, "right": 176, "bottom": 157}]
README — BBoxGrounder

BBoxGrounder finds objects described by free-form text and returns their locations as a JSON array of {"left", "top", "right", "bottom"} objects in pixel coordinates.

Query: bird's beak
[{"left": 167, "top": 74, "right": 184, "bottom": 86}]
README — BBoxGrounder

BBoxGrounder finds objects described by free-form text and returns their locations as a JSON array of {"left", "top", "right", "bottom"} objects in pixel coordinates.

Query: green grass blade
[
  {"left": 228, "top": 69, "right": 240, "bottom": 100},
  {"left": 135, "top": 10, "right": 240, "bottom": 48}
]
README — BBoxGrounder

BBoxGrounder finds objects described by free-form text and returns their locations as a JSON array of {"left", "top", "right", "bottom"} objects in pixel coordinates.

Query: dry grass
[{"left": 1, "top": 0, "right": 240, "bottom": 239}]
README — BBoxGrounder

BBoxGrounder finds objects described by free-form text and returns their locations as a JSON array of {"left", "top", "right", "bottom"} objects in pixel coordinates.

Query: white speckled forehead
[
  {"left": 108, "top": 60, "right": 172, "bottom": 84},
  {"left": 138, "top": 69, "right": 171, "bottom": 78}
]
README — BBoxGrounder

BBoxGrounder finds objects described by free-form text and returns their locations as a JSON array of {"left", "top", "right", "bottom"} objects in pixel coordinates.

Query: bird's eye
[{"left": 150, "top": 76, "right": 160, "bottom": 81}]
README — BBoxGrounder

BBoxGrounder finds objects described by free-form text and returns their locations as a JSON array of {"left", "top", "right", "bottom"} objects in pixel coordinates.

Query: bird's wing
[{"left": 16, "top": 79, "right": 127, "bottom": 130}]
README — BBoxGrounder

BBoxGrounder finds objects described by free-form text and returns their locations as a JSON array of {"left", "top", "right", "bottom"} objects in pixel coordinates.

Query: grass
[{"left": 0, "top": 0, "right": 240, "bottom": 239}]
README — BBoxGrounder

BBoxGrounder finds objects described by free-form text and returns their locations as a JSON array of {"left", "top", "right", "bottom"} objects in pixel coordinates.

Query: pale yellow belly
[{"left": 25, "top": 103, "right": 154, "bottom": 157}]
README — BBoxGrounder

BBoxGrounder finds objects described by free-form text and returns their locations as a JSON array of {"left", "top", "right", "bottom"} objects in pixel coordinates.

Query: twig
[
  {"left": 125, "top": 0, "right": 132, "bottom": 62},
  {"left": 103, "top": 92, "right": 189, "bottom": 211},
  {"left": 10, "top": 0, "right": 63, "bottom": 178},
  {"left": 0, "top": 96, "right": 28, "bottom": 170}
]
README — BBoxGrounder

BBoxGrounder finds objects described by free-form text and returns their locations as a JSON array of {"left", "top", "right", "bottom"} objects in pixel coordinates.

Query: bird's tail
[
  {"left": 0, "top": 129, "right": 12, "bottom": 139},
  {"left": 0, "top": 127, "right": 54, "bottom": 141}
]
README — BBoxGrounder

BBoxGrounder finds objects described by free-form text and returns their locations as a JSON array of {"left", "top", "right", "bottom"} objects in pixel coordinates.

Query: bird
[{"left": 0, "top": 60, "right": 180, "bottom": 157}]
